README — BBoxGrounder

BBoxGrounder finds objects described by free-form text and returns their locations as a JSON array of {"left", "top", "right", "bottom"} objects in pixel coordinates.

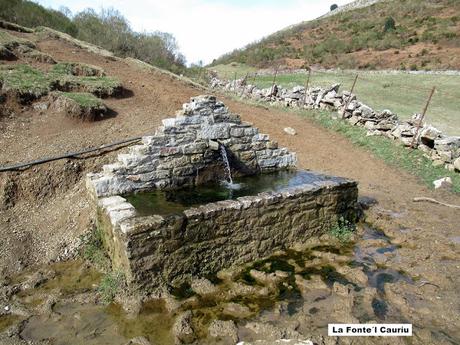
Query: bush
[
  {"left": 98, "top": 271, "right": 125, "bottom": 304},
  {"left": 329, "top": 217, "right": 355, "bottom": 243},
  {"left": 0, "top": 1, "right": 186, "bottom": 73},
  {"left": 383, "top": 16, "right": 396, "bottom": 33},
  {"left": 330, "top": 4, "right": 339, "bottom": 11}
]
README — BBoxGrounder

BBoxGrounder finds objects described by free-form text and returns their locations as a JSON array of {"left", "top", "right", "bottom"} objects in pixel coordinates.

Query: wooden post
[
  {"left": 411, "top": 87, "right": 436, "bottom": 149},
  {"left": 303, "top": 68, "right": 311, "bottom": 106},
  {"left": 271, "top": 66, "right": 279, "bottom": 96},
  {"left": 252, "top": 72, "right": 258, "bottom": 86},
  {"left": 233, "top": 72, "right": 237, "bottom": 93},
  {"left": 342, "top": 74, "right": 359, "bottom": 117},
  {"left": 239, "top": 72, "right": 249, "bottom": 97}
]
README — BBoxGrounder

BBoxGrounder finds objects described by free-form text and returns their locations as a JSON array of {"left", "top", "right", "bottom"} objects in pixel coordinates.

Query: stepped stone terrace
[{"left": 86, "top": 95, "right": 358, "bottom": 290}]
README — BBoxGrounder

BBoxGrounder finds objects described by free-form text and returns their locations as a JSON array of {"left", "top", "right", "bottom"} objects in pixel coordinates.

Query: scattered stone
[
  {"left": 208, "top": 320, "right": 238, "bottom": 343},
  {"left": 433, "top": 177, "right": 452, "bottom": 190},
  {"left": 284, "top": 127, "right": 297, "bottom": 135},
  {"left": 172, "top": 311, "right": 195, "bottom": 344},
  {"left": 222, "top": 302, "right": 252, "bottom": 319},
  {"left": 454, "top": 157, "right": 460, "bottom": 172},
  {"left": 124, "top": 337, "right": 152, "bottom": 345},
  {"left": 190, "top": 278, "right": 218, "bottom": 296},
  {"left": 358, "top": 196, "right": 378, "bottom": 210}
]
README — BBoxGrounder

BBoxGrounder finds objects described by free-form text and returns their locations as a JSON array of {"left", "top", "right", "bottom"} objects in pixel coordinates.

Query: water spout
[{"left": 220, "top": 144, "right": 233, "bottom": 185}]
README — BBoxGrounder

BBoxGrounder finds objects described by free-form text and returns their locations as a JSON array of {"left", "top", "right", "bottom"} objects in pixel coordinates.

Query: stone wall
[
  {"left": 211, "top": 78, "right": 460, "bottom": 172},
  {"left": 96, "top": 176, "right": 358, "bottom": 290},
  {"left": 87, "top": 95, "right": 297, "bottom": 198}
]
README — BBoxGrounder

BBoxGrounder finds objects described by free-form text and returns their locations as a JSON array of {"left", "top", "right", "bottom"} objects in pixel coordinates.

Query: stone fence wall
[
  {"left": 87, "top": 95, "right": 296, "bottom": 199},
  {"left": 97, "top": 176, "right": 358, "bottom": 290},
  {"left": 210, "top": 78, "right": 460, "bottom": 172}
]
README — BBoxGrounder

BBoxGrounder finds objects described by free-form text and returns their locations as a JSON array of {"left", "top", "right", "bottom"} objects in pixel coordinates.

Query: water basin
[{"left": 125, "top": 170, "right": 344, "bottom": 216}]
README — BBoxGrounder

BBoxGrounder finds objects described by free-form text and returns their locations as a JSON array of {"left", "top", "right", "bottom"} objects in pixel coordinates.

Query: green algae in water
[
  {"left": 125, "top": 170, "right": 344, "bottom": 216},
  {"left": 372, "top": 297, "right": 388, "bottom": 320},
  {"left": 0, "top": 314, "right": 21, "bottom": 333},
  {"left": 169, "top": 282, "right": 196, "bottom": 300},
  {"left": 106, "top": 301, "right": 175, "bottom": 345},
  {"left": 15, "top": 260, "right": 102, "bottom": 299},
  {"left": 300, "top": 265, "right": 361, "bottom": 291}
]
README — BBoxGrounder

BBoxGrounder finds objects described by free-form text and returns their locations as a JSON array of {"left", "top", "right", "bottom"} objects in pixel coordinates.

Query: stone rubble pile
[
  {"left": 87, "top": 95, "right": 296, "bottom": 198},
  {"left": 210, "top": 77, "right": 460, "bottom": 173}
]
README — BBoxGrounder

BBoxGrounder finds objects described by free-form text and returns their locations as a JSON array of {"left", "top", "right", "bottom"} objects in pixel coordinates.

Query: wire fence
[{"left": 219, "top": 68, "right": 460, "bottom": 136}]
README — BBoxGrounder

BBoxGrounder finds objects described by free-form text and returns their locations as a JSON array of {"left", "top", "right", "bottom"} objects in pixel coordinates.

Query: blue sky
[{"left": 36, "top": 0, "right": 353, "bottom": 64}]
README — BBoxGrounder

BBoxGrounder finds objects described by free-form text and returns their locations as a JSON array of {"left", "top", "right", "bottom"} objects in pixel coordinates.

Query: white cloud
[{"left": 36, "top": 0, "right": 353, "bottom": 64}]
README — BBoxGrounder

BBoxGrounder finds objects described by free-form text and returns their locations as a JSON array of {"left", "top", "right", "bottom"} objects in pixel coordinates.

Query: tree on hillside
[
  {"left": 384, "top": 16, "right": 396, "bottom": 32},
  {"left": 330, "top": 4, "right": 338, "bottom": 11}
]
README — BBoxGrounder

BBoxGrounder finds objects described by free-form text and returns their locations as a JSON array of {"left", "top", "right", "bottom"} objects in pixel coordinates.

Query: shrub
[
  {"left": 330, "top": 4, "right": 339, "bottom": 11},
  {"left": 98, "top": 271, "right": 125, "bottom": 304},
  {"left": 383, "top": 16, "right": 396, "bottom": 33},
  {"left": 329, "top": 217, "right": 355, "bottom": 243}
]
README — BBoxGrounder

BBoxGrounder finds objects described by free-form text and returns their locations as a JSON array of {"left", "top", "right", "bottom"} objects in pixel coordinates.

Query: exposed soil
[{"left": 0, "top": 28, "right": 459, "bottom": 344}]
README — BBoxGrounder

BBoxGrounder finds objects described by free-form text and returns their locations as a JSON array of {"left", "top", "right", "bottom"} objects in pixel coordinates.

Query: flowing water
[{"left": 220, "top": 145, "right": 234, "bottom": 185}]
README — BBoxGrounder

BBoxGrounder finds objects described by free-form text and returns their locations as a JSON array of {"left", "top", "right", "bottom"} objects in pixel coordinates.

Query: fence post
[
  {"left": 239, "top": 72, "right": 249, "bottom": 97},
  {"left": 303, "top": 68, "right": 311, "bottom": 106},
  {"left": 411, "top": 87, "right": 436, "bottom": 149},
  {"left": 271, "top": 65, "right": 279, "bottom": 96},
  {"left": 342, "top": 74, "right": 359, "bottom": 117}
]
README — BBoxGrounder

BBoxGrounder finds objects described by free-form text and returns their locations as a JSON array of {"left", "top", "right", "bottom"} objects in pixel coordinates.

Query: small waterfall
[{"left": 220, "top": 145, "right": 233, "bottom": 185}]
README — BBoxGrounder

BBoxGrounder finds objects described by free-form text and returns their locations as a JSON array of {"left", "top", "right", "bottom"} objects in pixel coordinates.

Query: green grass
[
  {"left": 0, "top": 30, "right": 35, "bottom": 49},
  {"left": 98, "top": 271, "right": 125, "bottom": 304},
  {"left": 81, "top": 226, "right": 110, "bottom": 269},
  {"left": 231, "top": 95, "right": 460, "bottom": 193},
  {"left": 329, "top": 217, "right": 355, "bottom": 243},
  {"left": 0, "top": 64, "right": 51, "bottom": 98},
  {"left": 53, "top": 74, "right": 122, "bottom": 97},
  {"left": 0, "top": 64, "right": 121, "bottom": 101},
  {"left": 59, "top": 92, "right": 104, "bottom": 108},
  {"left": 52, "top": 62, "right": 105, "bottom": 77},
  {"left": 210, "top": 62, "right": 257, "bottom": 80},
  {"left": 212, "top": 64, "right": 460, "bottom": 136}
]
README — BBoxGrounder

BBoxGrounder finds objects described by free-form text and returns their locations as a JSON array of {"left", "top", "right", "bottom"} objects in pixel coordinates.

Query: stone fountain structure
[{"left": 86, "top": 95, "right": 358, "bottom": 290}]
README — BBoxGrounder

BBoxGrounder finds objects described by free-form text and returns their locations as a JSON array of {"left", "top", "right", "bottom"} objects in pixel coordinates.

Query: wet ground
[{"left": 1, "top": 221, "right": 455, "bottom": 345}]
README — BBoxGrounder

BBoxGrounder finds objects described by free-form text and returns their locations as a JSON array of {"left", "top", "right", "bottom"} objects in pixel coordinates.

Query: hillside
[{"left": 211, "top": 0, "right": 460, "bottom": 70}]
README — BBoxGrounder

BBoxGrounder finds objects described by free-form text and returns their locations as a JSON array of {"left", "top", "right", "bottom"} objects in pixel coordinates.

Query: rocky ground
[{"left": 0, "top": 27, "right": 459, "bottom": 344}]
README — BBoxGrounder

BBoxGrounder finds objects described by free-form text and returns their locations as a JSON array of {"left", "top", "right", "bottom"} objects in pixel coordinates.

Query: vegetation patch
[
  {"left": 98, "top": 271, "right": 125, "bottom": 304},
  {"left": 52, "top": 62, "right": 105, "bottom": 77},
  {"left": 329, "top": 217, "right": 355, "bottom": 243},
  {"left": 0, "top": 29, "right": 35, "bottom": 50},
  {"left": 0, "top": 29, "right": 54, "bottom": 63},
  {"left": 51, "top": 74, "right": 122, "bottom": 97},
  {"left": 0, "top": 63, "right": 121, "bottom": 106},
  {"left": 51, "top": 91, "right": 106, "bottom": 121},
  {"left": 0, "top": 64, "right": 52, "bottom": 102},
  {"left": 81, "top": 225, "right": 110, "bottom": 269}
]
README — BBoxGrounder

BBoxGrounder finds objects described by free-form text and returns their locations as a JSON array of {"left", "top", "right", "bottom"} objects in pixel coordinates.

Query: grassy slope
[
  {"left": 211, "top": 67, "right": 460, "bottom": 135},
  {"left": 211, "top": 0, "right": 460, "bottom": 70}
]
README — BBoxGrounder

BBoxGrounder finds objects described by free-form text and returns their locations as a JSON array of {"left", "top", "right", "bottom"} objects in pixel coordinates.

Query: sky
[{"left": 36, "top": 0, "right": 353, "bottom": 65}]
